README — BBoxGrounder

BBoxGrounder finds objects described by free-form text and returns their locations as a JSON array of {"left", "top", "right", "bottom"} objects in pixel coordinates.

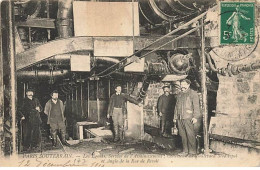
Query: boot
[
  {"left": 113, "top": 127, "right": 119, "bottom": 142},
  {"left": 61, "top": 132, "right": 70, "bottom": 146},
  {"left": 52, "top": 132, "right": 57, "bottom": 147},
  {"left": 118, "top": 127, "right": 124, "bottom": 143}
]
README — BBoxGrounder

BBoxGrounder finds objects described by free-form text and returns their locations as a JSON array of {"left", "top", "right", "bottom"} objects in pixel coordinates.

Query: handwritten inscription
[{"left": 17, "top": 153, "right": 238, "bottom": 167}]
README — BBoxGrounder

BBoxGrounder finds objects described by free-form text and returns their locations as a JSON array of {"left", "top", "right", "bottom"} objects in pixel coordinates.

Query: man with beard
[
  {"left": 44, "top": 90, "right": 70, "bottom": 146},
  {"left": 174, "top": 79, "right": 202, "bottom": 156},
  {"left": 21, "top": 89, "right": 42, "bottom": 150}
]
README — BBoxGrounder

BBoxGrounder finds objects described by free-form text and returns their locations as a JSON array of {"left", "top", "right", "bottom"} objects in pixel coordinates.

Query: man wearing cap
[
  {"left": 21, "top": 89, "right": 42, "bottom": 150},
  {"left": 44, "top": 90, "right": 70, "bottom": 146},
  {"left": 174, "top": 79, "right": 202, "bottom": 156},
  {"left": 157, "top": 85, "right": 176, "bottom": 137},
  {"left": 107, "top": 85, "right": 142, "bottom": 143}
]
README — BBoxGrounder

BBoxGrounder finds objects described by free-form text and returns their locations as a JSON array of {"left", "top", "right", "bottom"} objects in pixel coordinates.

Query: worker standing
[
  {"left": 174, "top": 79, "right": 202, "bottom": 156},
  {"left": 107, "top": 85, "right": 142, "bottom": 143}
]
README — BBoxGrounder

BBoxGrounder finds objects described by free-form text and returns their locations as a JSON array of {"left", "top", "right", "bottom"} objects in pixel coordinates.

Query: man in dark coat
[
  {"left": 107, "top": 85, "right": 142, "bottom": 143},
  {"left": 44, "top": 90, "right": 70, "bottom": 146},
  {"left": 174, "top": 79, "right": 202, "bottom": 156},
  {"left": 21, "top": 89, "right": 42, "bottom": 150},
  {"left": 157, "top": 85, "right": 176, "bottom": 137}
]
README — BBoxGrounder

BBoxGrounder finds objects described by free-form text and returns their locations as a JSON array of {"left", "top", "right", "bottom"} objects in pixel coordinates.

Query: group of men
[
  {"left": 159, "top": 79, "right": 202, "bottom": 156},
  {"left": 20, "top": 89, "right": 69, "bottom": 150},
  {"left": 108, "top": 79, "right": 202, "bottom": 156},
  {"left": 21, "top": 78, "right": 202, "bottom": 156}
]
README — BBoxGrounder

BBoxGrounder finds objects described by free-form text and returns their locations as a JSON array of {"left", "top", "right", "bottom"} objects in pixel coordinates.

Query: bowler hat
[
  {"left": 25, "top": 88, "right": 34, "bottom": 93},
  {"left": 181, "top": 79, "right": 191, "bottom": 84},
  {"left": 162, "top": 83, "right": 170, "bottom": 89}
]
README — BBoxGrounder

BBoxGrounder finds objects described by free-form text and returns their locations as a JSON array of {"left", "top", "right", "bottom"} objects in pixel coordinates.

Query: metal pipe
[
  {"left": 46, "top": 0, "right": 51, "bottom": 40},
  {"left": 87, "top": 80, "right": 90, "bottom": 118},
  {"left": 200, "top": 18, "right": 210, "bottom": 154},
  {"left": 28, "top": 27, "right": 31, "bottom": 47},
  {"left": 80, "top": 80, "right": 84, "bottom": 117},
  {"left": 56, "top": 0, "right": 73, "bottom": 38},
  {"left": 72, "top": 88, "right": 74, "bottom": 100},
  {"left": 17, "top": 70, "right": 69, "bottom": 79},
  {"left": 205, "top": 52, "right": 218, "bottom": 72},
  {"left": 23, "top": 83, "right": 26, "bottom": 98},
  {"left": 108, "top": 79, "right": 111, "bottom": 97},
  {"left": 7, "top": 0, "right": 17, "bottom": 155},
  {"left": 97, "top": 80, "right": 100, "bottom": 122},
  {"left": 0, "top": 3, "right": 4, "bottom": 156},
  {"left": 137, "top": 76, "right": 150, "bottom": 102}
]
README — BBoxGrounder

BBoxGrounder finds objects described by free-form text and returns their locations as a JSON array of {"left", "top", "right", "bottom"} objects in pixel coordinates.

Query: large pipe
[
  {"left": 56, "top": 0, "right": 73, "bottom": 38},
  {"left": 139, "top": 0, "right": 216, "bottom": 25},
  {"left": 17, "top": 70, "right": 69, "bottom": 79},
  {"left": 46, "top": 55, "right": 120, "bottom": 65}
]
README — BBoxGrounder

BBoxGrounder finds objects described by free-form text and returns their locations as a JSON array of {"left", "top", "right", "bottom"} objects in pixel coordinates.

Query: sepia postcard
[{"left": 0, "top": 0, "right": 260, "bottom": 167}]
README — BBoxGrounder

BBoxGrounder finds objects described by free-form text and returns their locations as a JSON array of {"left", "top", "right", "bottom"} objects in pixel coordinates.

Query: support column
[
  {"left": 87, "top": 80, "right": 90, "bottom": 118},
  {"left": 200, "top": 18, "right": 210, "bottom": 154},
  {"left": 97, "top": 80, "right": 100, "bottom": 122},
  {"left": 0, "top": 2, "right": 5, "bottom": 156},
  {"left": 108, "top": 79, "right": 111, "bottom": 97},
  {"left": 6, "top": 0, "right": 17, "bottom": 155}
]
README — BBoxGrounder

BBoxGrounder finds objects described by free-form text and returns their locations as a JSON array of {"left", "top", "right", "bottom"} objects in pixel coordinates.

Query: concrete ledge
[{"left": 210, "top": 134, "right": 260, "bottom": 156}]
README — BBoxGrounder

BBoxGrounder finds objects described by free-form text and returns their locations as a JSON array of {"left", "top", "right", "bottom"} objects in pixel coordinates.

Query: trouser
[
  {"left": 49, "top": 120, "right": 66, "bottom": 145},
  {"left": 111, "top": 108, "right": 124, "bottom": 141},
  {"left": 177, "top": 119, "right": 197, "bottom": 154},
  {"left": 23, "top": 122, "right": 41, "bottom": 148},
  {"left": 161, "top": 113, "right": 172, "bottom": 134}
]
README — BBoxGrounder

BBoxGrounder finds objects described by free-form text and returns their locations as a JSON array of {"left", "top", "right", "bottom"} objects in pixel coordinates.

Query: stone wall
[
  {"left": 210, "top": 71, "right": 260, "bottom": 141},
  {"left": 143, "top": 82, "right": 164, "bottom": 128},
  {"left": 209, "top": 27, "right": 260, "bottom": 142}
]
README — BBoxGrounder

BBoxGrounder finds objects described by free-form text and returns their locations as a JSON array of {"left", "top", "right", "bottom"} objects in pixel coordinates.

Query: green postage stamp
[{"left": 220, "top": 1, "right": 255, "bottom": 44}]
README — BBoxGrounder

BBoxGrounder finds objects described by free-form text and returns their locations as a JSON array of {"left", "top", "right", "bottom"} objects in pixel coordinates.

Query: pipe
[
  {"left": 56, "top": 0, "right": 73, "bottom": 38},
  {"left": 17, "top": 70, "right": 69, "bottom": 79},
  {"left": 97, "top": 80, "right": 100, "bottom": 122},
  {"left": 137, "top": 76, "right": 150, "bottom": 102},
  {"left": 87, "top": 80, "right": 90, "bottom": 118},
  {"left": 205, "top": 52, "right": 218, "bottom": 72},
  {"left": 95, "top": 57, "right": 120, "bottom": 64},
  {"left": 200, "top": 18, "right": 210, "bottom": 154},
  {"left": 206, "top": 52, "right": 260, "bottom": 76},
  {"left": 45, "top": 55, "right": 120, "bottom": 65}
]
